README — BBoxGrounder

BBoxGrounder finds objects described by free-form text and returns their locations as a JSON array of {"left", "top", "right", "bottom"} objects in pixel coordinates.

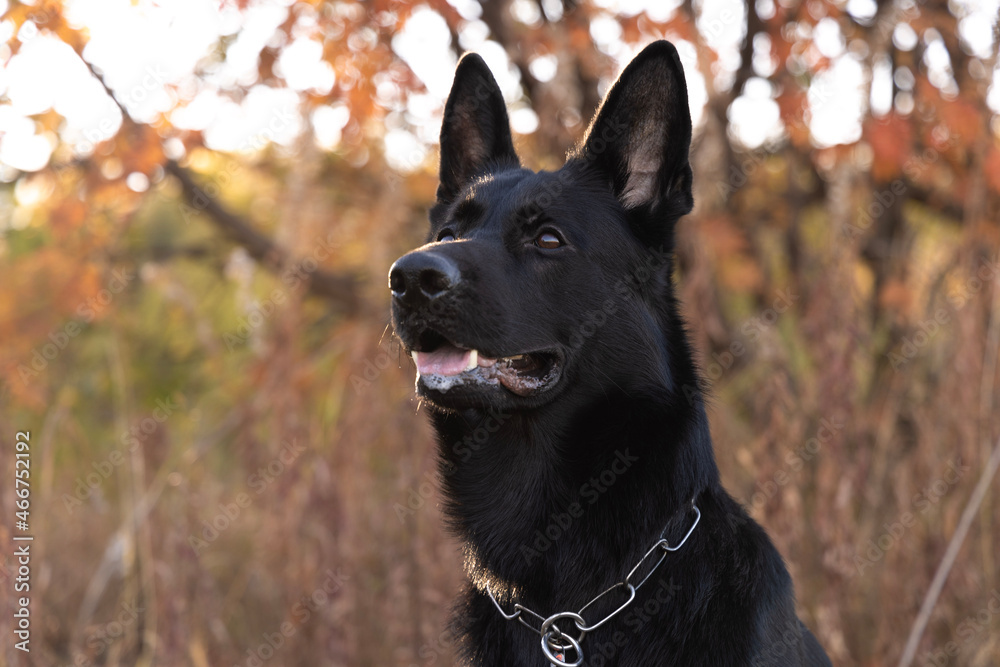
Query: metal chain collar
[{"left": 485, "top": 503, "right": 701, "bottom": 667}]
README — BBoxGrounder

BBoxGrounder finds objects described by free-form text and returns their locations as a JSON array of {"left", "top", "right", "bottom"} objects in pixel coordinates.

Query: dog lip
[
  {"left": 402, "top": 329, "right": 558, "bottom": 368},
  {"left": 412, "top": 341, "right": 563, "bottom": 398},
  {"left": 401, "top": 327, "right": 564, "bottom": 390},
  {"left": 410, "top": 343, "right": 560, "bottom": 371},
  {"left": 492, "top": 350, "right": 561, "bottom": 396}
]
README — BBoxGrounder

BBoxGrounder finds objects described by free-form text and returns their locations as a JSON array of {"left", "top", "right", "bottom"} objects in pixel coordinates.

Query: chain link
[{"left": 485, "top": 503, "right": 701, "bottom": 666}]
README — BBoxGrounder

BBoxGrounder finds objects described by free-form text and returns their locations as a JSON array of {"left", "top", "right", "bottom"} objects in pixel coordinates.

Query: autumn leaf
[
  {"left": 865, "top": 113, "right": 913, "bottom": 182},
  {"left": 941, "top": 98, "right": 984, "bottom": 147},
  {"left": 31, "top": 109, "right": 64, "bottom": 133},
  {"left": 1, "top": 4, "right": 997, "bottom": 664},
  {"left": 778, "top": 89, "right": 810, "bottom": 148}
]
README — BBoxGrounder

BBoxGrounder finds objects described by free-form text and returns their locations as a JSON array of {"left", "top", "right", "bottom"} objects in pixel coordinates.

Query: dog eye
[
  {"left": 535, "top": 232, "right": 562, "bottom": 249},
  {"left": 437, "top": 229, "right": 456, "bottom": 242}
]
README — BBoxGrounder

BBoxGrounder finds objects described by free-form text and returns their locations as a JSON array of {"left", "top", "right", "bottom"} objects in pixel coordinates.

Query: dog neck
[{"left": 431, "top": 388, "right": 720, "bottom": 611}]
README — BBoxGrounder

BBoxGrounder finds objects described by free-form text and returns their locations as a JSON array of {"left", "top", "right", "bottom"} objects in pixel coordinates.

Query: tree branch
[
  {"left": 164, "top": 160, "right": 361, "bottom": 310},
  {"left": 732, "top": 0, "right": 762, "bottom": 102},
  {"left": 81, "top": 54, "right": 361, "bottom": 312}
]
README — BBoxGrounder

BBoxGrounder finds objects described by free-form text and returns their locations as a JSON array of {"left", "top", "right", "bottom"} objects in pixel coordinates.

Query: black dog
[{"left": 389, "top": 40, "right": 831, "bottom": 667}]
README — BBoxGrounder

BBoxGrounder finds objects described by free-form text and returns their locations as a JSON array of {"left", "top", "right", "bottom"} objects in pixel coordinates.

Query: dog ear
[
  {"left": 436, "top": 53, "right": 520, "bottom": 204},
  {"left": 571, "top": 41, "right": 693, "bottom": 225}
]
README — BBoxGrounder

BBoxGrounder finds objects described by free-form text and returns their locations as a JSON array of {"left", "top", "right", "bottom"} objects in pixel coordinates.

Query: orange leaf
[
  {"left": 619, "top": 15, "right": 643, "bottom": 44},
  {"left": 941, "top": 98, "right": 984, "bottom": 146},
  {"left": 778, "top": 89, "right": 809, "bottom": 148},
  {"left": 49, "top": 198, "right": 87, "bottom": 233},
  {"left": 31, "top": 109, "right": 64, "bottom": 133},
  {"left": 864, "top": 113, "right": 913, "bottom": 182}
]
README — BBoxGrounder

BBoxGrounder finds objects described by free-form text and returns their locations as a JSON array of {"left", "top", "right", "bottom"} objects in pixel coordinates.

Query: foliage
[{"left": 1, "top": 0, "right": 999, "bottom": 665}]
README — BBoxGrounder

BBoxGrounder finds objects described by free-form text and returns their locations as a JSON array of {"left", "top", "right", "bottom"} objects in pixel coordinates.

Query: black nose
[{"left": 388, "top": 250, "right": 462, "bottom": 306}]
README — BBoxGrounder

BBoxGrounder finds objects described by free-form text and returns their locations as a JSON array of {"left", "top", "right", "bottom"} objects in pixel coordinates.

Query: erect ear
[
  {"left": 570, "top": 41, "right": 693, "bottom": 223},
  {"left": 436, "top": 53, "right": 520, "bottom": 204}
]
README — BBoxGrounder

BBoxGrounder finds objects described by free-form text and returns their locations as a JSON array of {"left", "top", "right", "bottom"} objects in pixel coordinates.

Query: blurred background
[{"left": 1, "top": 0, "right": 999, "bottom": 665}]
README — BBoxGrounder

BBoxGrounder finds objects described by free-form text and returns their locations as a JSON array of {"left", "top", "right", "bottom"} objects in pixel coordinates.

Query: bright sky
[{"left": 0, "top": 0, "right": 998, "bottom": 180}]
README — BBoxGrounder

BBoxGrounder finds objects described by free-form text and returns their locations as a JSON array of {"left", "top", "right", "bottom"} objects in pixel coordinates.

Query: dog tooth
[
  {"left": 466, "top": 349, "right": 478, "bottom": 371},
  {"left": 412, "top": 351, "right": 420, "bottom": 367}
]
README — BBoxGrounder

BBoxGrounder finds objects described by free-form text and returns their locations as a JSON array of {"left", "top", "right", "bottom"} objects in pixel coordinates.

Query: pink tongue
[{"left": 414, "top": 345, "right": 472, "bottom": 376}]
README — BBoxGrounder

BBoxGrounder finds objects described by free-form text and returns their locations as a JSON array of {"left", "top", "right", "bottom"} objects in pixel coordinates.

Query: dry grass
[{"left": 2, "top": 150, "right": 998, "bottom": 667}]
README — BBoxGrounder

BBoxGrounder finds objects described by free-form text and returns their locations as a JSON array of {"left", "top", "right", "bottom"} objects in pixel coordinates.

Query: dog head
[{"left": 389, "top": 41, "right": 694, "bottom": 412}]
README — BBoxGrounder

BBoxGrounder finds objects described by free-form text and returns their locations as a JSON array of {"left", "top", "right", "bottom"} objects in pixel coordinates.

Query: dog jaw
[{"left": 411, "top": 343, "right": 561, "bottom": 398}]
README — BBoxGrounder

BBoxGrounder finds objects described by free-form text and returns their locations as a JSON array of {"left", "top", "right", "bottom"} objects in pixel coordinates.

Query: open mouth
[{"left": 410, "top": 332, "right": 561, "bottom": 397}]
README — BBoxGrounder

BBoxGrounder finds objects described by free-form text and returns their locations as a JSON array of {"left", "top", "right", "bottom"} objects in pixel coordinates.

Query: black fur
[{"left": 389, "top": 41, "right": 831, "bottom": 667}]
